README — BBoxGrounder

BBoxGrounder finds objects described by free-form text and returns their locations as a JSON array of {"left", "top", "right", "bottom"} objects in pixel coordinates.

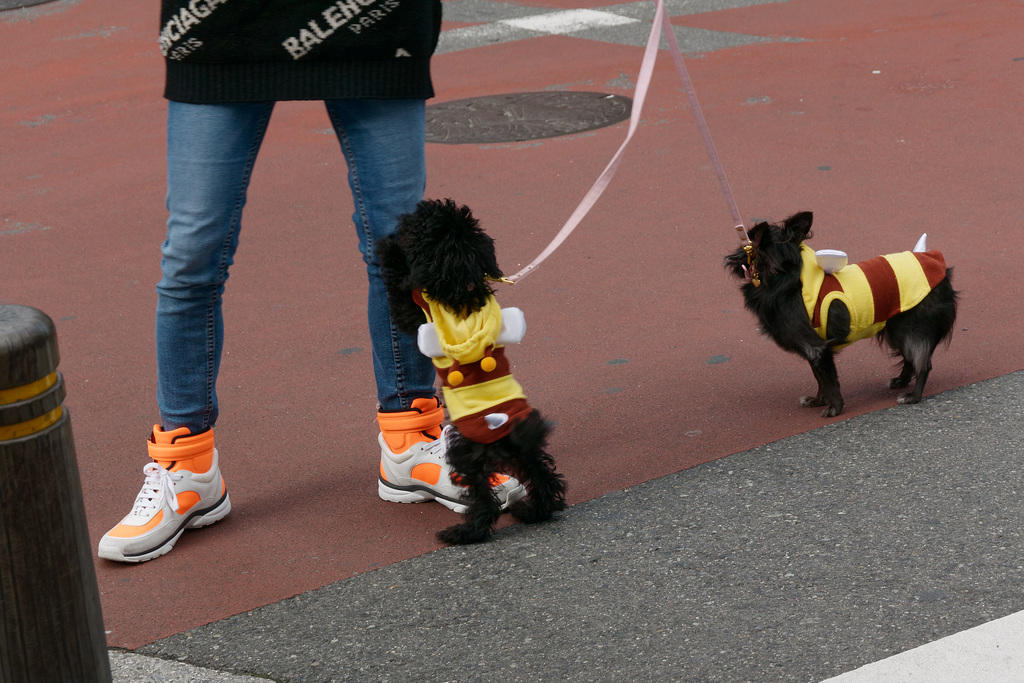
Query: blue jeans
[{"left": 157, "top": 99, "right": 437, "bottom": 433}]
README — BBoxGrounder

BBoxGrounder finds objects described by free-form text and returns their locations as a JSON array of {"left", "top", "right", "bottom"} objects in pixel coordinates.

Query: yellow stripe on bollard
[
  {"left": 0, "top": 371, "right": 57, "bottom": 406},
  {"left": 0, "top": 405, "right": 63, "bottom": 441}
]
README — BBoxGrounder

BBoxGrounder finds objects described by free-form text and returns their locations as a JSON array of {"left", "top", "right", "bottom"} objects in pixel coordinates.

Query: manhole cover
[
  {"left": 1, "top": 0, "right": 57, "bottom": 9},
  {"left": 426, "top": 91, "right": 632, "bottom": 144}
]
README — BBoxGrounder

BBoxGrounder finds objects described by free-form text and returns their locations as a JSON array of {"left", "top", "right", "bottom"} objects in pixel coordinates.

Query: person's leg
[
  {"left": 324, "top": 98, "right": 435, "bottom": 411},
  {"left": 99, "top": 101, "right": 274, "bottom": 563},
  {"left": 325, "top": 99, "right": 525, "bottom": 513},
  {"left": 157, "top": 100, "right": 275, "bottom": 432}
]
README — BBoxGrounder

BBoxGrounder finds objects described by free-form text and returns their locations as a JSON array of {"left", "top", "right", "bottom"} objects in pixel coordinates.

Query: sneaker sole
[
  {"left": 378, "top": 478, "right": 528, "bottom": 515},
  {"left": 378, "top": 478, "right": 468, "bottom": 513},
  {"left": 98, "top": 492, "right": 232, "bottom": 563}
]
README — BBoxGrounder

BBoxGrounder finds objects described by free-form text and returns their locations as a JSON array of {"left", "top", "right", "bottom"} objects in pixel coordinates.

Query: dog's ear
[
  {"left": 376, "top": 233, "right": 429, "bottom": 335},
  {"left": 376, "top": 234, "right": 410, "bottom": 290},
  {"left": 783, "top": 211, "right": 814, "bottom": 242},
  {"left": 748, "top": 221, "right": 771, "bottom": 247}
]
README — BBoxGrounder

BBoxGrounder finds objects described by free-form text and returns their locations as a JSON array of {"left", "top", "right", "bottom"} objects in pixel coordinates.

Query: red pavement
[{"left": 2, "top": 0, "right": 1022, "bottom": 649}]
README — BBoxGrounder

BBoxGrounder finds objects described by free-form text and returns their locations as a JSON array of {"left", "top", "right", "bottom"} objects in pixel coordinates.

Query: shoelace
[
  {"left": 132, "top": 462, "right": 183, "bottom": 516},
  {"left": 426, "top": 425, "right": 454, "bottom": 460}
]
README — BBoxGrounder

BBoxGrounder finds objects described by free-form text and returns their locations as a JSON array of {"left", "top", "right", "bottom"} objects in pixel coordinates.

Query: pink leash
[{"left": 507, "top": 0, "right": 749, "bottom": 284}]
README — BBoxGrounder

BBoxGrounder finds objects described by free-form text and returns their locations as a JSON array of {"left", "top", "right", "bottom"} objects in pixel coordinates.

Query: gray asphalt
[{"left": 110, "top": 369, "right": 1024, "bottom": 682}]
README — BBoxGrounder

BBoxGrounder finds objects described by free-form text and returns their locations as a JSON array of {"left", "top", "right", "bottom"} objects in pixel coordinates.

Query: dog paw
[
  {"left": 800, "top": 395, "right": 825, "bottom": 407},
  {"left": 889, "top": 377, "right": 911, "bottom": 389},
  {"left": 821, "top": 404, "right": 843, "bottom": 417},
  {"left": 437, "top": 524, "right": 491, "bottom": 545},
  {"left": 509, "top": 499, "right": 555, "bottom": 524},
  {"left": 896, "top": 394, "right": 920, "bottom": 405}
]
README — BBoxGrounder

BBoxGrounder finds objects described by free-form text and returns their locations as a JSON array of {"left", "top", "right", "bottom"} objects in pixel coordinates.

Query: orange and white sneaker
[
  {"left": 376, "top": 398, "right": 526, "bottom": 514},
  {"left": 98, "top": 426, "right": 230, "bottom": 563}
]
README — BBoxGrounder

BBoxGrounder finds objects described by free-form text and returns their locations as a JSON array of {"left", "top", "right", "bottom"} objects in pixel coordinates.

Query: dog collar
[{"left": 742, "top": 243, "right": 761, "bottom": 287}]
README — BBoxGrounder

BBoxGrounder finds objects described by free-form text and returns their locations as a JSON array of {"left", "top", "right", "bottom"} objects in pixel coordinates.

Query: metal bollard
[{"left": 0, "top": 306, "right": 111, "bottom": 683}]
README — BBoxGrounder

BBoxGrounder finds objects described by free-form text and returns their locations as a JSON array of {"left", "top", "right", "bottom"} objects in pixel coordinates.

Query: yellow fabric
[
  {"left": 442, "top": 374, "right": 527, "bottom": 423},
  {"left": 418, "top": 291, "right": 527, "bottom": 424},
  {"left": 800, "top": 245, "right": 826, "bottom": 320},
  {"left": 800, "top": 244, "right": 936, "bottom": 348},
  {"left": 420, "top": 291, "right": 502, "bottom": 364},
  {"left": 884, "top": 251, "right": 934, "bottom": 311}
]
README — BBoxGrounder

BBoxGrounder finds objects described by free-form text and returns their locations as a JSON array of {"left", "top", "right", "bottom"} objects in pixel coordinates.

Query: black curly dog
[
  {"left": 377, "top": 198, "right": 567, "bottom": 544},
  {"left": 725, "top": 212, "right": 958, "bottom": 417}
]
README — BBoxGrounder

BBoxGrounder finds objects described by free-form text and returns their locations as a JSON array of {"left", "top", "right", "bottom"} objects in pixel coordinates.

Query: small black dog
[
  {"left": 377, "top": 198, "right": 567, "bottom": 544},
  {"left": 725, "top": 211, "right": 958, "bottom": 417}
]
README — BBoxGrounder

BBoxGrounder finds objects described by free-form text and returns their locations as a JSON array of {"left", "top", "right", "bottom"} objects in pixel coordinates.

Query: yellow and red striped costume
[
  {"left": 413, "top": 290, "right": 533, "bottom": 444},
  {"left": 799, "top": 245, "right": 947, "bottom": 348}
]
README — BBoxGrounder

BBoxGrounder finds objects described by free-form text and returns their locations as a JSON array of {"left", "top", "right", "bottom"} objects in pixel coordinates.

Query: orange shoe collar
[
  {"left": 148, "top": 425, "right": 215, "bottom": 468},
  {"left": 377, "top": 398, "right": 443, "bottom": 453}
]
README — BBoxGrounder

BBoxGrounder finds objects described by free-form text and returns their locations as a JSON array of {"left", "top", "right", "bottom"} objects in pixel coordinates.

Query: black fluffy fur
[
  {"left": 377, "top": 198, "right": 567, "bottom": 544},
  {"left": 724, "top": 211, "right": 958, "bottom": 417}
]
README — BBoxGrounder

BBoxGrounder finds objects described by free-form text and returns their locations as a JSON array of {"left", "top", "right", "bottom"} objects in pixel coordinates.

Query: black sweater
[{"left": 160, "top": 0, "right": 443, "bottom": 103}]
